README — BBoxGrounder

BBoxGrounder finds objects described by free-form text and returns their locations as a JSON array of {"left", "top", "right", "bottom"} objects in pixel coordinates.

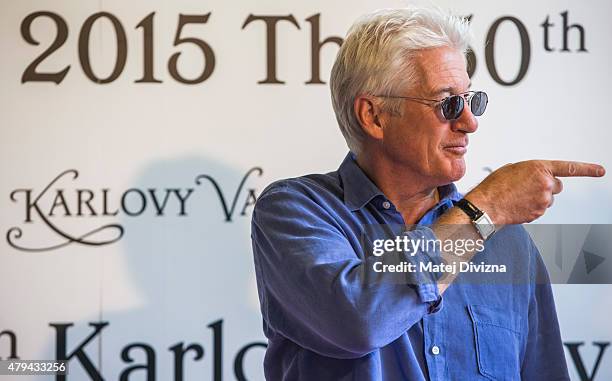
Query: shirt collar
[
  {"left": 338, "top": 152, "right": 384, "bottom": 211},
  {"left": 439, "top": 181, "right": 463, "bottom": 203},
  {"left": 338, "top": 152, "right": 463, "bottom": 212},
  {"left": 418, "top": 184, "right": 462, "bottom": 225}
]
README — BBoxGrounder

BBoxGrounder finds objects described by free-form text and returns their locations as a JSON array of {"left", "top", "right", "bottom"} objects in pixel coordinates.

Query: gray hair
[{"left": 330, "top": 6, "right": 472, "bottom": 155}]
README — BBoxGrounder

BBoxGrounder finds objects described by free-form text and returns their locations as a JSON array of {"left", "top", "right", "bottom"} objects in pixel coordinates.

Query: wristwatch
[{"left": 454, "top": 198, "right": 496, "bottom": 240}]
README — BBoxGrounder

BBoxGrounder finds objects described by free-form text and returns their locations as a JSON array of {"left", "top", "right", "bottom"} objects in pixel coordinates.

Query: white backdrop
[{"left": 1, "top": 0, "right": 611, "bottom": 380}]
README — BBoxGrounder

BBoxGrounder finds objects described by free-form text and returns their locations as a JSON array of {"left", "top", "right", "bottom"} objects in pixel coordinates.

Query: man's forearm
[{"left": 431, "top": 192, "right": 494, "bottom": 295}]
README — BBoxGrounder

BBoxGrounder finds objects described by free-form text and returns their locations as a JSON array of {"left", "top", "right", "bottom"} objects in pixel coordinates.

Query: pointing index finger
[{"left": 547, "top": 160, "right": 606, "bottom": 177}]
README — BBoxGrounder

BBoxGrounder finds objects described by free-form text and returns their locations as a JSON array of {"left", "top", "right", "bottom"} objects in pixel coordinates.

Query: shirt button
[
  {"left": 382, "top": 201, "right": 391, "bottom": 209},
  {"left": 431, "top": 345, "right": 440, "bottom": 355}
]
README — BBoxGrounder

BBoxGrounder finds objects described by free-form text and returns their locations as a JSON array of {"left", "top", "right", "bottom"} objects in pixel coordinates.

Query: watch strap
[{"left": 454, "top": 198, "right": 483, "bottom": 221}]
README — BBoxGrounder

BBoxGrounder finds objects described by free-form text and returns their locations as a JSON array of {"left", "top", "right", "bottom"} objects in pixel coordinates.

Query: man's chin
[{"left": 443, "top": 159, "right": 466, "bottom": 183}]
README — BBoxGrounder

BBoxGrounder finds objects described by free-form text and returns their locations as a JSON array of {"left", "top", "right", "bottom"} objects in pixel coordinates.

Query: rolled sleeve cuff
[
  {"left": 419, "top": 284, "right": 443, "bottom": 314},
  {"left": 403, "top": 226, "right": 444, "bottom": 313},
  {"left": 416, "top": 283, "right": 439, "bottom": 303}
]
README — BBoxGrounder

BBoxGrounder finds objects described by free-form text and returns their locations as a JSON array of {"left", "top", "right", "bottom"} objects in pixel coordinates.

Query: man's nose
[{"left": 452, "top": 104, "right": 478, "bottom": 133}]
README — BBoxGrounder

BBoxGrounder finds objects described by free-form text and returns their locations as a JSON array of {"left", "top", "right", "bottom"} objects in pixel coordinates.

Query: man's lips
[{"left": 442, "top": 142, "right": 468, "bottom": 154}]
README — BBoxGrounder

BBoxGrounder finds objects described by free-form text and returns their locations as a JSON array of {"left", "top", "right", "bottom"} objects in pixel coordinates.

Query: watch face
[
  {"left": 474, "top": 213, "right": 495, "bottom": 239},
  {"left": 478, "top": 222, "right": 495, "bottom": 237}
]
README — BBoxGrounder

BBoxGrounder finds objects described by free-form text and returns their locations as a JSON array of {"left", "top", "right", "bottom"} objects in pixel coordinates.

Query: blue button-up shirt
[{"left": 251, "top": 153, "right": 569, "bottom": 380}]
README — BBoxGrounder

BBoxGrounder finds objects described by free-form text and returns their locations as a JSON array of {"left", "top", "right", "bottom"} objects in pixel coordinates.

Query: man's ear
[{"left": 354, "top": 95, "right": 385, "bottom": 140}]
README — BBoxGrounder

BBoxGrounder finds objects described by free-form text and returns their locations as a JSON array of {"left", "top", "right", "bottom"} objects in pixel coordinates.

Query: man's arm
[
  {"left": 431, "top": 160, "right": 605, "bottom": 294},
  {"left": 252, "top": 182, "right": 444, "bottom": 359}
]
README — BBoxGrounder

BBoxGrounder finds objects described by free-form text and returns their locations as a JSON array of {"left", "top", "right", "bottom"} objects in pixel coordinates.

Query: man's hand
[{"left": 466, "top": 160, "right": 606, "bottom": 225}]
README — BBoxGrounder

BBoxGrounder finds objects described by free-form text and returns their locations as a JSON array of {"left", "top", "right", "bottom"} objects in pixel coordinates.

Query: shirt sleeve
[
  {"left": 251, "top": 182, "right": 442, "bottom": 359},
  {"left": 520, "top": 238, "right": 570, "bottom": 380}
]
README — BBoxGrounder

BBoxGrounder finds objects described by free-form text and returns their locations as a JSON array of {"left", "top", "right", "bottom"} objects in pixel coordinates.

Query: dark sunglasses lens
[
  {"left": 471, "top": 91, "right": 488, "bottom": 116},
  {"left": 442, "top": 96, "right": 464, "bottom": 120}
]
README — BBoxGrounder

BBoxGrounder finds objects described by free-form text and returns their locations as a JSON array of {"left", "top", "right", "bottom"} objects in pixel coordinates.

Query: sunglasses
[{"left": 375, "top": 91, "right": 488, "bottom": 121}]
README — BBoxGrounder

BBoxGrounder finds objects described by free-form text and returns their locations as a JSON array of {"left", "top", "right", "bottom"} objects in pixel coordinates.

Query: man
[{"left": 251, "top": 6, "right": 605, "bottom": 381}]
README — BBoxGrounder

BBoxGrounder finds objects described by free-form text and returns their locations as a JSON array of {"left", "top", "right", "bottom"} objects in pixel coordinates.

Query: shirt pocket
[{"left": 467, "top": 304, "right": 523, "bottom": 381}]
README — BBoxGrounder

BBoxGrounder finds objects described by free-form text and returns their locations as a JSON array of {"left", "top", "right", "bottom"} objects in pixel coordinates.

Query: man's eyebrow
[
  {"left": 430, "top": 87, "right": 454, "bottom": 97},
  {"left": 431, "top": 83, "right": 472, "bottom": 97}
]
